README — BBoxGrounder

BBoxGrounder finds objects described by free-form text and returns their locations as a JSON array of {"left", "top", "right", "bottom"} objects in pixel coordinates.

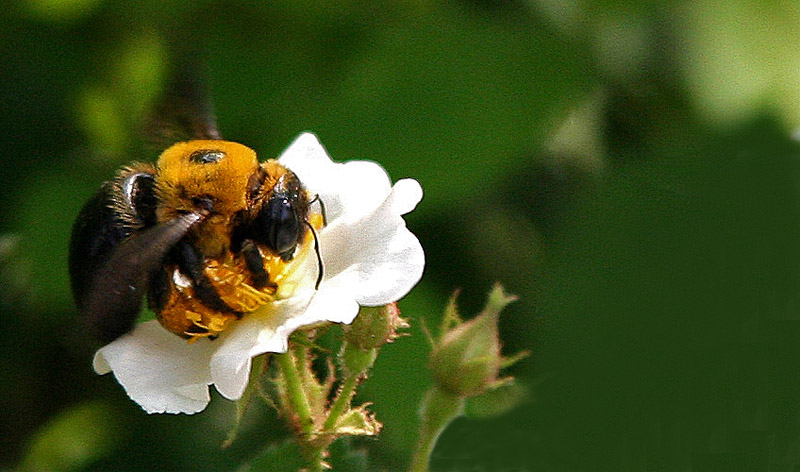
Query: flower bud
[
  {"left": 344, "top": 303, "right": 408, "bottom": 351},
  {"left": 430, "top": 284, "right": 518, "bottom": 397}
]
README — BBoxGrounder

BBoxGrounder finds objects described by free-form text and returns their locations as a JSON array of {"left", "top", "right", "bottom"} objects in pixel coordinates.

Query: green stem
[
  {"left": 299, "top": 373, "right": 359, "bottom": 472},
  {"left": 275, "top": 351, "right": 314, "bottom": 437},
  {"left": 324, "top": 345, "right": 377, "bottom": 431},
  {"left": 409, "top": 386, "right": 465, "bottom": 472},
  {"left": 323, "top": 374, "right": 360, "bottom": 431},
  {"left": 275, "top": 351, "right": 324, "bottom": 471}
]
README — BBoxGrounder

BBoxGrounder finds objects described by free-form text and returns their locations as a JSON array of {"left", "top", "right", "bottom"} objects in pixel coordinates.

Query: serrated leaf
[{"left": 333, "top": 406, "right": 382, "bottom": 437}]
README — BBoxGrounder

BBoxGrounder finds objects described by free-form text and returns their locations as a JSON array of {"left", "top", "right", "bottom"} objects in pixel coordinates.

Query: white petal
[
  {"left": 295, "top": 282, "right": 361, "bottom": 325},
  {"left": 209, "top": 295, "right": 316, "bottom": 399},
  {"left": 93, "top": 321, "right": 216, "bottom": 414},
  {"left": 209, "top": 284, "right": 362, "bottom": 400},
  {"left": 277, "top": 133, "right": 392, "bottom": 222},
  {"left": 207, "top": 318, "right": 260, "bottom": 400},
  {"left": 391, "top": 179, "right": 424, "bottom": 215},
  {"left": 318, "top": 179, "right": 425, "bottom": 306},
  {"left": 276, "top": 132, "right": 330, "bottom": 174},
  {"left": 324, "top": 160, "right": 392, "bottom": 220}
]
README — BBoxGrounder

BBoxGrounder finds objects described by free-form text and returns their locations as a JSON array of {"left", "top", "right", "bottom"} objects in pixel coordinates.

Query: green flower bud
[
  {"left": 429, "top": 284, "right": 519, "bottom": 397},
  {"left": 344, "top": 303, "right": 409, "bottom": 351}
]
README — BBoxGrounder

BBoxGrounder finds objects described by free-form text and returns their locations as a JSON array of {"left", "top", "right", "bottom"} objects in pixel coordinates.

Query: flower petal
[
  {"left": 318, "top": 179, "right": 425, "bottom": 306},
  {"left": 209, "top": 295, "right": 316, "bottom": 399},
  {"left": 390, "top": 179, "right": 424, "bottom": 215},
  {"left": 295, "top": 282, "right": 361, "bottom": 325},
  {"left": 207, "top": 317, "right": 261, "bottom": 400},
  {"left": 93, "top": 321, "right": 216, "bottom": 414},
  {"left": 278, "top": 133, "right": 392, "bottom": 221},
  {"left": 209, "top": 284, "right": 362, "bottom": 400}
]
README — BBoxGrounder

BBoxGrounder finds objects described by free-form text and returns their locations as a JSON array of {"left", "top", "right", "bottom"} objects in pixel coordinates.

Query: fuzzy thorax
[{"left": 155, "top": 140, "right": 259, "bottom": 256}]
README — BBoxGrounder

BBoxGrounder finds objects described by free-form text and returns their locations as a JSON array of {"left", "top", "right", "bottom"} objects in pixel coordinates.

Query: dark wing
[
  {"left": 142, "top": 54, "right": 221, "bottom": 148},
  {"left": 69, "top": 169, "right": 202, "bottom": 343}
]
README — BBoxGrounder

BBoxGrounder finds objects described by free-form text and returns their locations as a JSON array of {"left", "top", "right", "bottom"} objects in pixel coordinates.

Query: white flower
[{"left": 92, "top": 133, "right": 425, "bottom": 414}]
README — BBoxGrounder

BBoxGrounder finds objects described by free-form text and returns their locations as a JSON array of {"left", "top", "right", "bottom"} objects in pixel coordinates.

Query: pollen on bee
[{"left": 156, "top": 209, "right": 325, "bottom": 341}]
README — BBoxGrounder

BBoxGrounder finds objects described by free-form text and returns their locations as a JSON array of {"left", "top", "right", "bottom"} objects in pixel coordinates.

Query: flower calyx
[
  {"left": 344, "top": 303, "right": 408, "bottom": 352},
  {"left": 429, "top": 283, "right": 527, "bottom": 398}
]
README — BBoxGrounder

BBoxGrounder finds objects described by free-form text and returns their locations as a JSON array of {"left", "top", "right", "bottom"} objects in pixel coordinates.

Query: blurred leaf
[
  {"left": 244, "top": 441, "right": 305, "bottom": 472},
  {"left": 328, "top": 437, "right": 369, "bottom": 472},
  {"left": 110, "top": 32, "right": 166, "bottom": 116},
  {"left": 76, "top": 32, "right": 166, "bottom": 157},
  {"left": 315, "top": 7, "right": 594, "bottom": 208},
  {"left": 678, "top": 0, "right": 800, "bottom": 127},
  {"left": 0, "top": 234, "right": 33, "bottom": 309},
  {"left": 18, "top": 401, "right": 119, "bottom": 472},
  {"left": 21, "top": 0, "right": 105, "bottom": 25},
  {"left": 76, "top": 85, "right": 128, "bottom": 155},
  {"left": 208, "top": 5, "right": 593, "bottom": 208},
  {"left": 11, "top": 163, "right": 99, "bottom": 314}
]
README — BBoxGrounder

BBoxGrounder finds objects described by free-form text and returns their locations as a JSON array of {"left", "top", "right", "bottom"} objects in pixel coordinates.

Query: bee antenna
[
  {"left": 304, "top": 220, "right": 324, "bottom": 290},
  {"left": 308, "top": 194, "right": 328, "bottom": 226}
]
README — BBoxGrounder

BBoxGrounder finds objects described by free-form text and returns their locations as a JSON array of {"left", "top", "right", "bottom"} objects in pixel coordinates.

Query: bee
[{"left": 68, "top": 65, "right": 322, "bottom": 343}]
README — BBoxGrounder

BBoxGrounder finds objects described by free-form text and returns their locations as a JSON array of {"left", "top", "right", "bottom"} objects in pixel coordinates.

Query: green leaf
[
  {"left": 18, "top": 401, "right": 120, "bottom": 472},
  {"left": 332, "top": 406, "right": 382, "bottom": 437},
  {"left": 210, "top": 4, "right": 593, "bottom": 209}
]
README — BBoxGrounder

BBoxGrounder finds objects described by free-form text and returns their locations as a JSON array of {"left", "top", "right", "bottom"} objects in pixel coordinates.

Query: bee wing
[
  {"left": 142, "top": 53, "right": 221, "bottom": 148},
  {"left": 79, "top": 213, "right": 202, "bottom": 343},
  {"left": 70, "top": 168, "right": 204, "bottom": 343}
]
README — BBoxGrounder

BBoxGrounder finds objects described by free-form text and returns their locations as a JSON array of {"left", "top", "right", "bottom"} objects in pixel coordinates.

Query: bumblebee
[{"left": 69, "top": 66, "right": 321, "bottom": 343}]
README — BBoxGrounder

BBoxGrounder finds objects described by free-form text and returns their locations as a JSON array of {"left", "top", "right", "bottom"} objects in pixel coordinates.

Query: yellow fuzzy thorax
[
  {"left": 154, "top": 140, "right": 259, "bottom": 257},
  {"left": 155, "top": 140, "right": 258, "bottom": 219}
]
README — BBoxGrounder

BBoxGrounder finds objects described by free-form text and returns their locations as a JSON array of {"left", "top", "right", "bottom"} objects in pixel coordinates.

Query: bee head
[{"left": 250, "top": 161, "right": 311, "bottom": 260}]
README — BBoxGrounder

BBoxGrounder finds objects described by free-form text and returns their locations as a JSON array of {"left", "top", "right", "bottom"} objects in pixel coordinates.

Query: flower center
[{"left": 156, "top": 212, "right": 324, "bottom": 341}]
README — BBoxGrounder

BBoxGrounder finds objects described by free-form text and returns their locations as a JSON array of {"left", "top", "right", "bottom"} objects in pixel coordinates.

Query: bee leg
[
  {"left": 241, "top": 239, "right": 277, "bottom": 290},
  {"left": 174, "top": 240, "right": 242, "bottom": 316}
]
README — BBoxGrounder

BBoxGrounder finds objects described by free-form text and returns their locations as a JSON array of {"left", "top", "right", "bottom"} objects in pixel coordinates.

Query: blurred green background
[{"left": 3, "top": 0, "right": 800, "bottom": 470}]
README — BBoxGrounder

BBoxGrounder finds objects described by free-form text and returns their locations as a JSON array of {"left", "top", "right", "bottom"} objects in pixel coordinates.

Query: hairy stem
[
  {"left": 323, "top": 374, "right": 359, "bottom": 431},
  {"left": 275, "top": 351, "right": 324, "bottom": 471},
  {"left": 409, "top": 386, "right": 464, "bottom": 472},
  {"left": 276, "top": 351, "right": 314, "bottom": 437},
  {"left": 324, "top": 345, "right": 377, "bottom": 431}
]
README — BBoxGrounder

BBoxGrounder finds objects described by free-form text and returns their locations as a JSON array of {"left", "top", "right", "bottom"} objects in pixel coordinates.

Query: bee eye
[
  {"left": 189, "top": 149, "right": 225, "bottom": 164},
  {"left": 256, "top": 196, "right": 301, "bottom": 258}
]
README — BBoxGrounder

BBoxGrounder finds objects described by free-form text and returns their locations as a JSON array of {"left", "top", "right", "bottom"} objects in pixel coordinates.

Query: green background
[{"left": 3, "top": 0, "right": 800, "bottom": 470}]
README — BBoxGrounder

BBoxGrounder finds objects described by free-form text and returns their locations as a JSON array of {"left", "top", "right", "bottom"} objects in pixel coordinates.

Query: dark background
[{"left": 3, "top": 0, "right": 800, "bottom": 471}]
